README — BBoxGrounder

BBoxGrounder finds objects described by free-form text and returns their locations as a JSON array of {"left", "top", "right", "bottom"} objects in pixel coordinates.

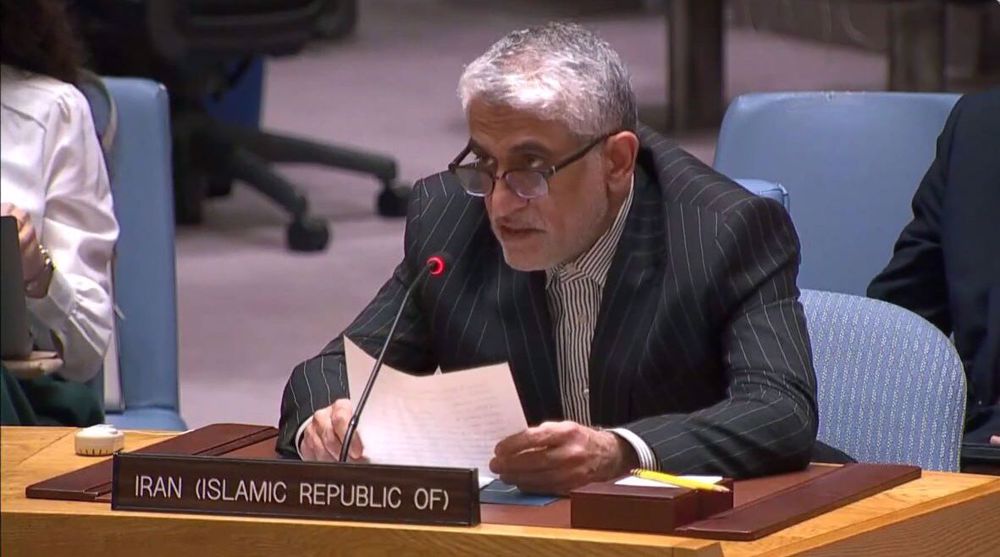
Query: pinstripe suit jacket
[{"left": 278, "top": 126, "right": 819, "bottom": 478}]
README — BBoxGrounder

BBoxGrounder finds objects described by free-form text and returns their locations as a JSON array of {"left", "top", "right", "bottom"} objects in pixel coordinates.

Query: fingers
[
  {"left": 490, "top": 447, "right": 549, "bottom": 474},
  {"left": 491, "top": 440, "right": 588, "bottom": 475},
  {"left": 491, "top": 422, "right": 590, "bottom": 493},
  {"left": 491, "top": 423, "right": 624, "bottom": 494},
  {"left": 330, "top": 399, "right": 364, "bottom": 460},
  {"left": 18, "top": 217, "right": 37, "bottom": 253},
  {"left": 3, "top": 204, "right": 28, "bottom": 227},
  {"left": 300, "top": 416, "right": 335, "bottom": 461},
  {"left": 990, "top": 435, "right": 999, "bottom": 446},
  {"left": 301, "top": 407, "right": 338, "bottom": 461},
  {"left": 499, "top": 459, "right": 591, "bottom": 495},
  {"left": 300, "top": 399, "right": 364, "bottom": 462},
  {"left": 1, "top": 205, "right": 39, "bottom": 268},
  {"left": 494, "top": 421, "right": 577, "bottom": 457},
  {"left": 2, "top": 205, "right": 33, "bottom": 248}
]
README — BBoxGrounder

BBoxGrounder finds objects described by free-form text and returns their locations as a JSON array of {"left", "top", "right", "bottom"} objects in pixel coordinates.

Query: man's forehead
[
  {"left": 468, "top": 136, "right": 553, "bottom": 157},
  {"left": 467, "top": 101, "right": 573, "bottom": 154}
]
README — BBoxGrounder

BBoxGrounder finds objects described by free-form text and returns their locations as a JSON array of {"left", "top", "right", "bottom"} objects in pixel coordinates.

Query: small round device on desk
[{"left": 74, "top": 424, "right": 125, "bottom": 456}]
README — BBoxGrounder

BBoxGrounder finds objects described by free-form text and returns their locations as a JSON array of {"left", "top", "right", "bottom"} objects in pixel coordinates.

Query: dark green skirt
[{"left": 1, "top": 365, "right": 104, "bottom": 426}]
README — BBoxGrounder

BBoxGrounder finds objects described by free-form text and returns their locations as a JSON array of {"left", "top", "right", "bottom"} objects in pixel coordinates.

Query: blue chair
[
  {"left": 800, "top": 289, "right": 966, "bottom": 471},
  {"left": 735, "top": 178, "right": 789, "bottom": 210},
  {"left": 97, "top": 78, "right": 186, "bottom": 430},
  {"left": 715, "top": 92, "right": 959, "bottom": 296}
]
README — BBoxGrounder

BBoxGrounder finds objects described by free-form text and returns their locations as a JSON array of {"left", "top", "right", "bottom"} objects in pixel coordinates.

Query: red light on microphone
[{"left": 427, "top": 255, "right": 447, "bottom": 277}]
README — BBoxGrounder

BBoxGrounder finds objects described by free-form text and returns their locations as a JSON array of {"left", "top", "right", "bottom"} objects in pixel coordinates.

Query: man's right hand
[{"left": 299, "top": 399, "right": 365, "bottom": 462}]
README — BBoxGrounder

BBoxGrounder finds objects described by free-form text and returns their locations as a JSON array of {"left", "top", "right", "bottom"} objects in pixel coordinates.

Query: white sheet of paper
[
  {"left": 344, "top": 338, "right": 528, "bottom": 480},
  {"left": 615, "top": 475, "right": 723, "bottom": 489}
]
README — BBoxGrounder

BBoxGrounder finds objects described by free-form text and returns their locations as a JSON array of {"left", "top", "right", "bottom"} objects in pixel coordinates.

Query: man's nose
[{"left": 487, "top": 173, "right": 529, "bottom": 219}]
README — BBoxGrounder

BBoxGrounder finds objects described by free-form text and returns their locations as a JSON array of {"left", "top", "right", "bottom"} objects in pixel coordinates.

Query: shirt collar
[{"left": 546, "top": 175, "right": 635, "bottom": 288}]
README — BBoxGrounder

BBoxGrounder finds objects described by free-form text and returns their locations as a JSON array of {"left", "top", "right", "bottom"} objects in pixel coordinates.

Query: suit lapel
[
  {"left": 589, "top": 166, "right": 667, "bottom": 426},
  {"left": 494, "top": 251, "right": 564, "bottom": 425},
  {"left": 493, "top": 126, "right": 679, "bottom": 427}
]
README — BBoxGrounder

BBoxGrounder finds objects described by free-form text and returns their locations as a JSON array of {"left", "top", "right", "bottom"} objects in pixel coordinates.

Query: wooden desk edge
[
  {"left": 4, "top": 428, "right": 997, "bottom": 557},
  {"left": 0, "top": 507, "right": 724, "bottom": 557},
  {"left": 752, "top": 477, "right": 1000, "bottom": 556}
]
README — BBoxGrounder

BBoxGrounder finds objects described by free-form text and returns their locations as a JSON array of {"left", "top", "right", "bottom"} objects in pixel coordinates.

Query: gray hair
[{"left": 458, "top": 22, "right": 637, "bottom": 138}]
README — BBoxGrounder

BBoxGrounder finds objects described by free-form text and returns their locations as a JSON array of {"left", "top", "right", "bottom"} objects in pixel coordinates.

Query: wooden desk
[{"left": 2, "top": 427, "right": 998, "bottom": 556}]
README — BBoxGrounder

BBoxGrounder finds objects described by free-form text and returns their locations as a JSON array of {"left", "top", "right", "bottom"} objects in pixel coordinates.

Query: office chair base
[
  {"left": 221, "top": 123, "right": 407, "bottom": 223},
  {"left": 173, "top": 143, "right": 206, "bottom": 225},
  {"left": 315, "top": 0, "right": 358, "bottom": 40},
  {"left": 377, "top": 184, "right": 409, "bottom": 217},
  {"left": 287, "top": 217, "right": 330, "bottom": 252},
  {"left": 226, "top": 148, "right": 332, "bottom": 252}
]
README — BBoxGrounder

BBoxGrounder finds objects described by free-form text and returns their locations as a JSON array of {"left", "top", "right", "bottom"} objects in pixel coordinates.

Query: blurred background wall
[{"left": 90, "top": 0, "right": 993, "bottom": 428}]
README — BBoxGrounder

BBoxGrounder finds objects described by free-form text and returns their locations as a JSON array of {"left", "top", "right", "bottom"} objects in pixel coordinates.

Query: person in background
[
  {"left": 0, "top": 0, "right": 119, "bottom": 426},
  {"left": 868, "top": 89, "right": 999, "bottom": 449}
]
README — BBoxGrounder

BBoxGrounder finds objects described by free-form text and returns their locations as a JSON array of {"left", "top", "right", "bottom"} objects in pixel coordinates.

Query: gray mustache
[{"left": 495, "top": 220, "right": 543, "bottom": 231}]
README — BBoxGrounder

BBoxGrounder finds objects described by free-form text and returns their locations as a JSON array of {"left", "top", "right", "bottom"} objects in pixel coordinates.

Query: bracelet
[{"left": 24, "top": 244, "right": 55, "bottom": 297}]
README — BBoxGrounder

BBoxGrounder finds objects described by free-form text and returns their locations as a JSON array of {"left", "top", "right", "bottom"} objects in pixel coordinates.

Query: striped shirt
[{"left": 544, "top": 178, "right": 658, "bottom": 470}]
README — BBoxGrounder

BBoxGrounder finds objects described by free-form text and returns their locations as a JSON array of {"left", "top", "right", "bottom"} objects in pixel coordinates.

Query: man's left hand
[{"left": 489, "top": 421, "right": 638, "bottom": 494}]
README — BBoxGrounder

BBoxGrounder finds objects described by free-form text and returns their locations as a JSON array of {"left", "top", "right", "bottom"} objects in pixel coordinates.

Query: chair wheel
[
  {"left": 174, "top": 193, "right": 203, "bottom": 225},
  {"left": 315, "top": 0, "right": 358, "bottom": 39},
  {"left": 287, "top": 218, "right": 330, "bottom": 252},
  {"left": 206, "top": 171, "right": 234, "bottom": 198},
  {"left": 174, "top": 175, "right": 205, "bottom": 225},
  {"left": 377, "top": 184, "right": 409, "bottom": 217},
  {"left": 173, "top": 155, "right": 205, "bottom": 225}
]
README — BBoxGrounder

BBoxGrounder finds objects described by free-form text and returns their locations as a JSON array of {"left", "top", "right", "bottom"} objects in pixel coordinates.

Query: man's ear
[{"left": 603, "top": 131, "right": 639, "bottom": 193}]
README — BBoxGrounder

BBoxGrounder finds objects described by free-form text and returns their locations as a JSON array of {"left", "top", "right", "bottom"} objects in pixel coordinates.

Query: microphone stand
[{"left": 339, "top": 257, "right": 444, "bottom": 463}]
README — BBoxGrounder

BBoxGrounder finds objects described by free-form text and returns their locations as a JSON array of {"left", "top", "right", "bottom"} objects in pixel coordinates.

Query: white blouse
[{"left": 0, "top": 65, "right": 119, "bottom": 383}]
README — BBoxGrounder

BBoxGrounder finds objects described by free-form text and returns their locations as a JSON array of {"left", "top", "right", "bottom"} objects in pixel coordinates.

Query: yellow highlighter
[{"left": 630, "top": 468, "right": 731, "bottom": 493}]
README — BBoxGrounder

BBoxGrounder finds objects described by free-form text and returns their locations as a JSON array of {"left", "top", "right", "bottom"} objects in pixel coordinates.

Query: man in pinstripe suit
[{"left": 279, "top": 22, "right": 827, "bottom": 493}]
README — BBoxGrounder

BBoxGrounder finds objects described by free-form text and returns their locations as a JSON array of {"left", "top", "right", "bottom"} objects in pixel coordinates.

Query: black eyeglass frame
[{"left": 447, "top": 131, "right": 620, "bottom": 199}]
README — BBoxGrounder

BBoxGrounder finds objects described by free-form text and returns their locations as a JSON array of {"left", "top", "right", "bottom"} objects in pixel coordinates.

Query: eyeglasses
[{"left": 447, "top": 132, "right": 617, "bottom": 200}]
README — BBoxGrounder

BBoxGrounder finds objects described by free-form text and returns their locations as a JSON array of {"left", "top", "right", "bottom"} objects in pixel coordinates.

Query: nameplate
[{"left": 111, "top": 453, "right": 481, "bottom": 526}]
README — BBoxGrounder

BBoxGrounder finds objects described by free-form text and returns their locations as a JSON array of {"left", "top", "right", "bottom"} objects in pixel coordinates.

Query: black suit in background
[
  {"left": 869, "top": 90, "right": 1000, "bottom": 443},
  {"left": 279, "top": 126, "right": 822, "bottom": 477}
]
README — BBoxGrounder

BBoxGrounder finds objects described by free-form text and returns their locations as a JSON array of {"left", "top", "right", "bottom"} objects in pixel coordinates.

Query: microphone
[{"left": 339, "top": 253, "right": 450, "bottom": 463}]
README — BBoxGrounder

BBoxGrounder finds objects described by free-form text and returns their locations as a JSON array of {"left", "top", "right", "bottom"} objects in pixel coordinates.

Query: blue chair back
[
  {"left": 800, "top": 289, "right": 966, "bottom": 471},
  {"left": 735, "top": 178, "right": 789, "bottom": 210},
  {"left": 715, "top": 92, "right": 959, "bottom": 295},
  {"left": 101, "top": 78, "right": 185, "bottom": 429}
]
